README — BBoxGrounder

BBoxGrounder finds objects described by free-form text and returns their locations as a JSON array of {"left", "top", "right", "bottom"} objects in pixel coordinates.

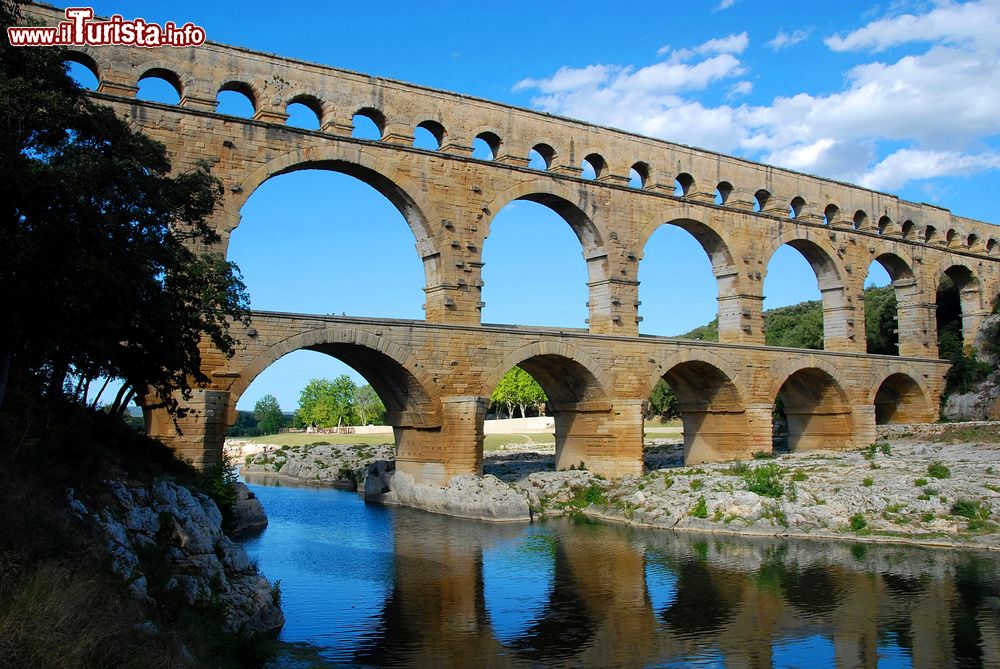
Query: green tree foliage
[
  {"left": 763, "top": 301, "right": 825, "bottom": 350},
  {"left": 490, "top": 367, "right": 547, "bottom": 418},
  {"left": 354, "top": 384, "right": 386, "bottom": 425},
  {"left": 226, "top": 410, "right": 258, "bottom": 437},
  {"left": 253, "top": 394, "right": 285, "bottom": 435},
  {"left": 646, "top": 379, "right": 679, "bottom": 420},
  {"left": 678, "top": 286, "right": 900, "bottom": 353},
  {"left": 295, "top": 376, "right": 357, "bottom": 427},
  {"left": 937, "top": 276, "right": 993, "bottom": 394},
  {"left": 0, "top": 3, "right": 249, "bottom": 415},
  {"left": 864, "top": 286, "right": 898, "bottom": 355}
]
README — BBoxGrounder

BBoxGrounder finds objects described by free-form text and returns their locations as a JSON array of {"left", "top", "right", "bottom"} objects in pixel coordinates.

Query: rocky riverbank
[
  {"left": 234, "top": 440, "right": 395, "bottom": 487},
  {"left": 66, "top": 478, "right": 284, "bottom": 636},
  {"left": 232, "top": 424, "right": 1000, "bottom": 550}
]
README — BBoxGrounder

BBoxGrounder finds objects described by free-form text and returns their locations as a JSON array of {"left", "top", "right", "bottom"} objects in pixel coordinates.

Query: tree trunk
[{"left": 518, "top": 404, "right": 526, "bottom": 418}]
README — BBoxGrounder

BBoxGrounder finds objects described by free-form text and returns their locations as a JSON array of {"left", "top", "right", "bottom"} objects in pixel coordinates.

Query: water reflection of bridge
[{"left": 352, "top": 512, "right": 1000, "bottom": 668}]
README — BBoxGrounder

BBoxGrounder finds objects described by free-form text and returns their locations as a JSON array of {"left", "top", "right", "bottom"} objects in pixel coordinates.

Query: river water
[{"left": 240, "top": 478, "right": 1000, "bottom": 668}]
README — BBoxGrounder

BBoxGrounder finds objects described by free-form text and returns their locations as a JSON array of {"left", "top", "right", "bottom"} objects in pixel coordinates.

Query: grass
[
  {"left": 690, "top": 496, "right": 708, "bottom": 518},
  {"left": 950, "top": 499, "right": 992, "bottom": 531},
  {"left": 862, "top": 477, "right": 874, "bottom": 487},
  {"left": 743, "top": 463, "right": 785, "bottom": 498},
  {"left": 915, "top": 478, "right": 928, "bottom": 487},
  {"left": 849, "top": 513, "right": 868, "bottom": 532},
  {"left": 927, "top": 462, "right": 952, "bottom": 479}
]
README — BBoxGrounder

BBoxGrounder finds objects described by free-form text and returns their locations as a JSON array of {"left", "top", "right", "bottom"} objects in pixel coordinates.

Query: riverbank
[
  {"left": 0, "top": 402, "right": 284, "bottom": 668},
  {"left": 229, "top": 422, "right": 1000, "bottom": 550}
]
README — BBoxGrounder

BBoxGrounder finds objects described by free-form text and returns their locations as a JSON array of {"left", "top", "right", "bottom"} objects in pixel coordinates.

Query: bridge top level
[{"left": 27, "top": 3, "right": 1000, "bottom": 259}]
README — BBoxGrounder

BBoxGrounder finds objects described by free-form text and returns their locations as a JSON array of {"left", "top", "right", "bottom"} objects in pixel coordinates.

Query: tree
[
  {"left": 647, "top": 379, "right": 679, "bottom": 420},
  {"left": 253, "top": 394, "right": 284, "bottom": 435},
  {"left": 0, "top": 2, "right": 249, "bottom": 416},
  {"left": 354, "top": 384, "right": 385, "bottom": 425},
  {"left": 490, "top": 367, "right": 547, "bottom": 418},
  {"left": 295, "top": 376, "right": 357, "bottom": 427},
  {"left": 865, "top": 285, "right": 898, "bottom": 355}
]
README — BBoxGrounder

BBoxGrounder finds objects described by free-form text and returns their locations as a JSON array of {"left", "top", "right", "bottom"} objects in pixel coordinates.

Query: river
[{"left": 240, "top": 477, "right": 1000, "bottom": 668}]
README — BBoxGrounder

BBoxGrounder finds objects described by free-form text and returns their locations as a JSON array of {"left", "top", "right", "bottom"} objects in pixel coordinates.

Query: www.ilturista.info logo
[{"left": 7, "top": 7, "right": 206, "bottom": 48}]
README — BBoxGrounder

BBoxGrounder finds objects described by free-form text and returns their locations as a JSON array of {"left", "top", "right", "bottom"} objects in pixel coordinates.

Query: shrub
[
  {"left": 950, "top": 499, "right": 991, "bottom": 530},
  {"left": 791, "top": 471, "right": 808, "bottom": 482},
  {"left": 849, "top": 513, "right": 868, "bottom": 531},
  {"left": 928, "top": 462, "right": 951, "bottom": 479},
  {"left": 690, "top": 479, "right": 704, "bottom": 492},
  {"left": 743, "top": 463, "right": 784, "bottom": 498},
  {"left": 914, "top": 478, "right": 928, "bottom": 487},
  {"left": 862, "top": 477, "right": 874, "bottom": 487},
  {"left": 921, "top": 512, "right": 935, "bottom": 523},
  {"left": 690, "top": 496, "right": 708, "bottom": 519},
  {"left": 564, "top": 483, "right": 607, "bottom": 509},
  {"left": 752, "top": 451, "right": 776, "bottom": 460}
]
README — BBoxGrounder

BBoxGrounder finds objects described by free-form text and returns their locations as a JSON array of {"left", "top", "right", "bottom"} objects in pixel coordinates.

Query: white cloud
[
  {"left": 512, "top": 3, "right": 1000, "bottom": 192},
  {"left": 826, "top": 0, "right": 1000, "bottom": 52},
  {"left": 767, "top": 28, "right": 810, "bottom": 50},
  {"left": 715, "top": 0, "right": 736, "bottom": 11},
  {"left": 859, "top": 149, "right": 1000, "bottom": 190},
  {"left": 726, "top": 80, "right": 753, "bottom": 99}
]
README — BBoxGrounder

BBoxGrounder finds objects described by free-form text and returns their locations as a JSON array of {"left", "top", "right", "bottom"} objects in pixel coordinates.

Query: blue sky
[{"left": 64, "top": 1, "right": 1000, "bottom": 412}]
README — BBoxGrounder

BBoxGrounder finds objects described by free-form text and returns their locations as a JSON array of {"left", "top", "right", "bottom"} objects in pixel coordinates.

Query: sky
[{"left": 60, "top": 0, "right": 1000, "bottom": 412}]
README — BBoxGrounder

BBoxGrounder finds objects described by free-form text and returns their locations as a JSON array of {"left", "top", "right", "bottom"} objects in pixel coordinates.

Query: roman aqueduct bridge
[{"left": 28, "top": 4, "right": 1000, "bottom": 483}]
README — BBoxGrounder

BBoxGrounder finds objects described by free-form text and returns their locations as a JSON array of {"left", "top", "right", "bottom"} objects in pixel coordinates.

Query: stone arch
[
  {"left": 764, "top": 232, "right": 849, "bottom": 350},
  {"left": 638, "top": 208, "right": 739, "bottom": 339},
  {"left": 484, "top": 181, "right": 605, "bottom": 251},
  {"left": 63, "top": 49, "right": 102, "bottom": 84},
  {"left": 482, "top": 341, "right": 613, "bottom": 471},
  {"left": 236, "top": 145, "right": 435, "bottom": 243},
  {"left": 869, "top": 366, "right": 935, "bottom": 424},
  {"left": 769, "top": 360, "right": 853, "bottom": 452},
  {"left": 638, "top": 209, "right": 736, "bottom": 267},
  {"left": 218, "top": 80, "right": 258, "bottom": 112},
  {"left": 228, "top": 326, "right": 440, "bottom": 426},
  {"left": 285, "top": 92, "right": 324, "bottom": 123},
  {"left": 939, "top": 263, "right": 984, "bottom": 348},
  {"left": 233, "top": 146, "right": 440, "bottom": 300},
  {"left": 135, "top": 60, "right": 192, "bottom": 98},
  {"left": 867, "top": 252, "right": 919, "bottom": 356},
  {"left": 648, "top": 351, "right": 749, "bottom": 464},
  {"left": 470, "top": 126, "right": 503, "bottom": 160},
  {"left": 480, "top": 341, "right": 611, "bottom": 403}
]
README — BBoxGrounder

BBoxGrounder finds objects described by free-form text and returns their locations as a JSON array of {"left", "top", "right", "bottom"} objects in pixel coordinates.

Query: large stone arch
[
  {"left": 865, "top": 251, "right": 926, "bottom": 357},
  {"left": 234, "top": 145, "right": 437, "bottom": 245},
  {"left": 769, "top": 359, "right": 854, "bottom": 452},
  {"left": 938, "top": 262, "right": 985, "bottom": 349},
  {"left": 227, "top": 326, "right": 441, "bottom": 428},
  {"left": 483, "top": 180, "right": 606, "bottom": 251},
  {"left": 869, "top": 365, "right": 935, "bottom": 424},
  {"left": 481, "top": 340, "right": 613, "bottom": 471},
  {"left": 228, "top": 145, "right": 441, "bottom": 297},
  {"left": 764, "top": 231, "right": 851, "bottom": 351},
  {"left": 480, "top": 340, "right": 611, "bottom": 404},
  {"left": 482, "top": 180, "right": 610, "bottom": 331},
  {"left": 646, "top": 349, "right": 750, "bottom": 463},
  {"left": 637, "top": 207, "right": 741, "bottom": 341}
]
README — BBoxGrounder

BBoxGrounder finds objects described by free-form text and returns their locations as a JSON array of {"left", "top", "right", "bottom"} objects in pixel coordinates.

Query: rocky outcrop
[
  {"left": 364, "top": 460, "right": 531, "bottom": 522},
  {"left": 944, "top": 314, "right": 1000, "bottom": 421},
  {"left": 230, "top": 482, "right": 268, "bottom": 534},
  {"left": 943, "top": 370, "right": 1000, "bottom": 421},
  {"left": 238, "top": 441, "right": 394, "bottom": 488},
  {"left": 66, "top": 479, "right": 284, "bottom": 637}
]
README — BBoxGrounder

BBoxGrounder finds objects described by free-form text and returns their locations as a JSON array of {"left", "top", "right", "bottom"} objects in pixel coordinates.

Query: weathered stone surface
[
  {"left": 364, "top": 461, "right": 531, "bottom": 522},
  {"left": 85, "top": 479, "right": 283, "bottom": 636},
  {"left": 230, "top": 482, "right": 268, "bottom": 534}
]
